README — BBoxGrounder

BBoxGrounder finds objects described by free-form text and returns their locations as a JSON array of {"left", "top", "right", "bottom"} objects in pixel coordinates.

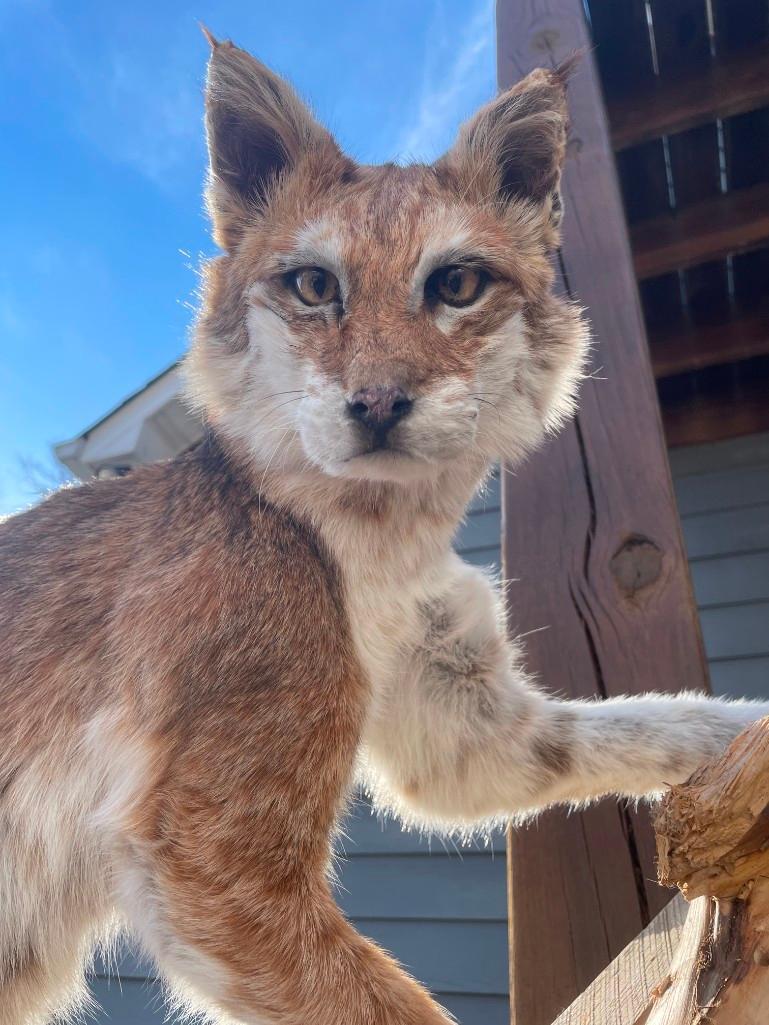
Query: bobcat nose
[{"left": 347, "top": 386, "right": 413, "bottom": 436}]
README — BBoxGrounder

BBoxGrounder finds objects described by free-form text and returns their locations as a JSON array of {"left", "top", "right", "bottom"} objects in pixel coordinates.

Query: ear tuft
[
  {"left": 438, "top": 62, "right": 575, "bottom": 231},
  {"left": 553, "top": 50, "right": 583, "bottom": 89},
  {"left": 199, "top": 23, "right": 220, "bottom": 50}
]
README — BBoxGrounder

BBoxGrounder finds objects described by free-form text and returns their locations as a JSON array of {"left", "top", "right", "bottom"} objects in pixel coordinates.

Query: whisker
[
  {"left": 258, "top": 421, "right": 300, "bottom": 435},
  {"left": 251, "top": 396, "right": 304, "bottom": 431},
  {"left": 473, "top": 396, "right": 502, "bottom": 422},
  {"left": 257, "top": 424, "right": 298, "bottom": 512},
  {"left": 261, "top": 389, "right": 306, "bottom": 401}
]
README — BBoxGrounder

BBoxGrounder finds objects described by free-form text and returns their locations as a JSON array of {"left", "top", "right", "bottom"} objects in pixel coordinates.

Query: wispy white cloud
[
  {"left": 5, "top": 2, "right": 205, "bottom": 191},
  {"left": 393, "top": 0, "right": 495, "bottom": 162},
  {"left": 93, "top": 47, "right": 203, "bottom": 187}
]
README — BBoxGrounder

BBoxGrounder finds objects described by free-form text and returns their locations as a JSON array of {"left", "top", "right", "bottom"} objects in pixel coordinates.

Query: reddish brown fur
[
  {"left": 1, "top": 439, "right": 449, "bottom": 1021},
  {"left": 0, "top": 35, "right": 580, "bottom": 1025}
]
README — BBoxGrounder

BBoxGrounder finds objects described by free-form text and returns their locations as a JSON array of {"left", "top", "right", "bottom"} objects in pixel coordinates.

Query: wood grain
[
  {"left": 610, "top": 44, "right": 769, "bottom": 151},
  {"left": 632, "top": 182, "right": 769, "bottom": 280},
  {"left": 661, "top": 364, "right": 769, "bottom": 448},
  {"left": 642, "top": 898, "right": 712, "bottom": 1025},
  {"left": 497, "top": 2, "right": 710, "bottom": 1023},
  {"left": 551, "top": 894, "right": 690, "bottom": 1025},
  {"left": 650, "top": 307, "right": 769, "bottom": 378},
  {"left": 656, "top": 717, "right": 769, "bottom": 901}
]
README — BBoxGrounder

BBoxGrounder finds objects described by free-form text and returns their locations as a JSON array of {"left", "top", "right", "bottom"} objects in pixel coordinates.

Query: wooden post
[{"left": 496, "top": 2, "right": 711, "bottom": 1023}]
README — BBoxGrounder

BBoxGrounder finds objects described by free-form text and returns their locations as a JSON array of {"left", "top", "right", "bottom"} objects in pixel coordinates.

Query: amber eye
[
  {"left": 291, "top": 267, "right": 340, "bottom": 306},
  {"left": 427, "top": 265, "right": 487, "bottom": 308}
]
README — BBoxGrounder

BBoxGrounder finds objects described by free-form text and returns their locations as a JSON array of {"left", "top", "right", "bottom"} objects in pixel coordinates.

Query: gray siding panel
[
  {"left": 682, "top": 503, "right": 769, "bottom": 559},
  {"left": 690, "top": 551, "right": 769, "bottom": 607},
  {"left": 699, "top": 601, "right": 769, "bottom": 660},
  {"left": 92, "top": 946, "right": 152, "bottom": 981},
  {"left": 669, "top": 431, "right": 769, "bottom": 477},
  {"left": 336, "top": 854, "right": 507, "bottom": 920},
  {"left": 467, "top": 469, "right": 501, "bottom": 514},
  {"left": 89, "top": 977, "right": 165, "bottom": 1023},
  {"left": 86, "top": 982, "right": 513, "bottom": 1025},
  {"left": 710, "top": 655, "right": 769, "bottom": 699},
  {"left": 456, "top": 509, "right": 503, "bottom": 553},
  {"left": 675, "top": 465, "right": 769, "bottom": 515},
  {"left": 676, "top": 433, "right": 769, "bottom": 701},
  {"left": 439, "top": 994, "right": 511, "bottom": 1025},
  {"left": 339, "top": 799, "right": 506, "bottom": 855},
  {"left": 356, "top": 921, "right": 509, "bottom": 996},
  {"left": 462, "top": 547, "right": 502, "bottom": 573}
]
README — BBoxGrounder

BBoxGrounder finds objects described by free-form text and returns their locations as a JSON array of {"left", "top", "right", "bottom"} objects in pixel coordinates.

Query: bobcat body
[{"left": 1, "top": 33, "right": 765, "bottom": 1025}]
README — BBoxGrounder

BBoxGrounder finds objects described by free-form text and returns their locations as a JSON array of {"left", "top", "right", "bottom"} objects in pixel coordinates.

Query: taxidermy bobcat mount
[{"left": 2, "top": 30, "right": 767, "bottom": 1025}]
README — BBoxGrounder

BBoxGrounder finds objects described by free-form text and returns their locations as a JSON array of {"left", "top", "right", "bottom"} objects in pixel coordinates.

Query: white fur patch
[
  {"left": 287, "top": 217, "right": 351, "bottom": 299},
  {"left": 0, "top": 712, "right": 152, "bottom": 1023},
  {"left": 298, "top": 373, "right": 480, "bottom": 483}
]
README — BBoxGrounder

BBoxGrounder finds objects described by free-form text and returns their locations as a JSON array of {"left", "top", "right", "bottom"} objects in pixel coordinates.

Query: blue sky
[{"left": 0, "top": 0, "right": 496, "bottom": 515}]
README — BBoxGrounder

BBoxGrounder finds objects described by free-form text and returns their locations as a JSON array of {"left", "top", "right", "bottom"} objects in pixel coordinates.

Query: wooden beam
[
  {"left": 661, "top": 369, "right": 769, "bottom": 447},
  {"left": 632, "top": 183, "right": 769, "bottom": 281},
  {"left": 610, "top": 44, "right": 769, "bottom": 151},
  {"left": 650, "top": 307, "right": 769, "bottom": 378},
  {"left": 497, "top": 3, "right": 709, "bottom": 1025},
  {"left": 551, "top": 894, "right": 689, "bottom": 1025}
]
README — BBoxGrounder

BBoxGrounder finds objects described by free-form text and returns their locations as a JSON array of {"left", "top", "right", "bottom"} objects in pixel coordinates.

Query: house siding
[
  {"left": 86, "top": 437, "right": 768, "bottom": 1022},
  {"left": 671, "top": 432, "right": 769, "bottom": 701}
]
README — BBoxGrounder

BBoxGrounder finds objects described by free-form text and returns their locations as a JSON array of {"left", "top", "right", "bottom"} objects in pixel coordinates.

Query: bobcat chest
[{"left": 335, "top": 548, "right": 453, "bottom": 721}]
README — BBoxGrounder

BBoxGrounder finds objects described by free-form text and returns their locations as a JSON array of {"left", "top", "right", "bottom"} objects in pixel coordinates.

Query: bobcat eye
[
  {"left": 290, "top": 267, "right": 340, "bottom": 306},
  {"left": 426, "top": 265, "right": 487, "bottom": 308}
]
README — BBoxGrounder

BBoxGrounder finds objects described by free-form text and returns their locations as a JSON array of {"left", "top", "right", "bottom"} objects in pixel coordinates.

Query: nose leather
[{"left": 347, "top": 385, "right": 413, "bottom": 439}]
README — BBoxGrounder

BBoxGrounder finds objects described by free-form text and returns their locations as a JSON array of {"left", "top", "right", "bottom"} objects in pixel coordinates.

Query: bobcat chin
[{"left": 1, "top": 31, "right": 767, "bottom": 1025}]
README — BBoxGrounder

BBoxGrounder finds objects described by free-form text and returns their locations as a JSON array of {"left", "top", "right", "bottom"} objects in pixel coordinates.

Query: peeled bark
[{"left": 651, "top": 716, "right": 769, "bottom": 1023}]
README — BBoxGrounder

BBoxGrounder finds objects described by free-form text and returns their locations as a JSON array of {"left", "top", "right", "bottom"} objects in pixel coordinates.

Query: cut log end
[
  {"left": 649, "top": 715, "right": 769, "bottom": 1023},
  {"left": 655, "top": 716, "right": 769, "bottom": 901}
]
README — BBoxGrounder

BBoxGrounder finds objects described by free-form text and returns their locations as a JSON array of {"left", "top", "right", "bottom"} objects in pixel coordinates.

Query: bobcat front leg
[
  {"left": 362, "top": 555, "right": 769, "bottom": 829},
  {"left": 119, "top": 757, "right": 451, "bottom": 1025},
  {"left": 121, "top": 856, "right": 450, "bottom": 1025}
]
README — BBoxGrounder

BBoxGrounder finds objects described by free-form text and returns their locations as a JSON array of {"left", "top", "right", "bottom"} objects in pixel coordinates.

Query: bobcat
[{"left": 1, "top": 31, "right": 766, "bottom": 1025}]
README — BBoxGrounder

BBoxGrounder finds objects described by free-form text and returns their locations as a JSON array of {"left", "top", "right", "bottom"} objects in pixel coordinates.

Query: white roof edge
[
  {"left": 53, "top": 362, "right": 197, "bottom": 478},
  {"left": 55, "top": 361, "right": 183, "bottom": 449}
]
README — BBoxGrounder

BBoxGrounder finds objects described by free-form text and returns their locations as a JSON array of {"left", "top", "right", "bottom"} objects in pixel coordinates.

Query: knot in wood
[
  {"left": 610, "top": 535, "right": 663, "bottom": 597},
  {"left": 531, "top": 28, "right": 560, "bottom": 52}
]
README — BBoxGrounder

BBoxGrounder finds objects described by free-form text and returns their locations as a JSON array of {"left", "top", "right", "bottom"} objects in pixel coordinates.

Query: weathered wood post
[{"left": 496, "top": 2, "right": 711, "bottom": 1022}]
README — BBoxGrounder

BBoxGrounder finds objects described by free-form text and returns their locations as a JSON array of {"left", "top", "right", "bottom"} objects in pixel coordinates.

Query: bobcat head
[{"left": 186, "top": 37, "right": 587, "bottom": 486}]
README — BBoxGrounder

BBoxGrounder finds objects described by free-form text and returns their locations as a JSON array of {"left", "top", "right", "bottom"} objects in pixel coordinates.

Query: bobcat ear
[
  {"left": 437, "top": 59, "right": 576, "bottom": 230},
  {"left": 203, "top": 37, "right": 341, "bottom": 249}
]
